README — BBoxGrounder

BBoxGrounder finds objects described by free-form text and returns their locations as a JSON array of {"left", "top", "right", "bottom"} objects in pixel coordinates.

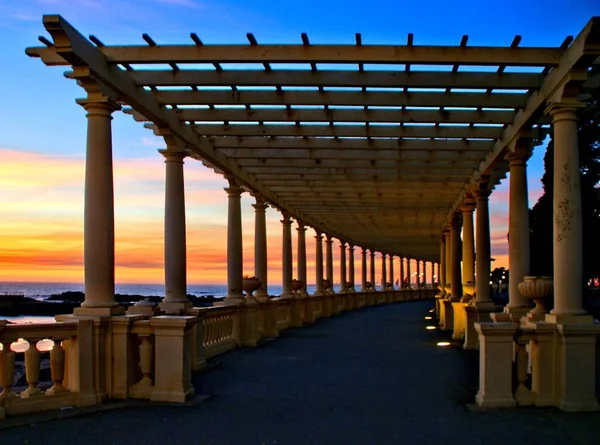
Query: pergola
[
  {"left": 18, "top": 14, "right": 600, "bottom": 413},
  {"left": 29, "top": 15, "right": 599, "bottom": 260}
]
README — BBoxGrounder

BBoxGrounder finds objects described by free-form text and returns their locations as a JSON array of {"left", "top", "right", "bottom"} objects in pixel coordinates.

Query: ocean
[{"left": 0, "top": 281, "right": 323, "bottom": 324}]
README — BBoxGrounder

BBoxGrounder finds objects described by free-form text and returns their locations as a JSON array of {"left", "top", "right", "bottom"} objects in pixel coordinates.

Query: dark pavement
[{"left": 1, "top": 300, "right": 599, "bottom": 444}]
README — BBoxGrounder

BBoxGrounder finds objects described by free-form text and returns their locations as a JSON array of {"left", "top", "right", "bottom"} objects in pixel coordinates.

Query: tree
[{"left": 529, "top": 96, "right": 600, "bottom": 282}]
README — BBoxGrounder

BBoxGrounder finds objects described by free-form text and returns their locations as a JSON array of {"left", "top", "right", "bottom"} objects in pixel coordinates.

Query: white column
[
  {"left": 161, "top": 149, "right": 189, "bottom": 309},
  {"left": 548, "top": 105, "right": 586, "bottom": 317},
  {"left": 444, "top": 230, "right": 452, "bottom": 293},
  {"left": 389, "top": 255, "right": 395, "bottom": 290},
  {"left": 431, "top": 262, "right": 435, "bottom": 288},
  {"left": 348, "top": 244, "right": 355, "bottom": 290},
  {"left": 450, "top": 215, "right": 462, "bottom": 301},
  {"left": 406, "top": 258, "right": 412, "bottom": 289},
  {"left": 475, "top": 185, "right": 493, "bottom": 305},
  {"left": 369, "top": 250, "right": 376, "bottom": 286},
  {"left": 314, "top": 231, "right": 324, "bottom": 296},
  {"left": 225, "top": 179, "right": 244, "bottom": 303},
  {"left": 381, "top": 253, "right": 387, "bottom": 290},
  {"left": 297, "top": 222, "right": 308, "bottom": 296},
  {"left": 361, "top": 248, "right": 367, "bottom": 291},
  {"left": 77, "top": 98, "right": 121, "bottom": 312},
  {"left": 340, "top": 241, "right": 347, "bottom": 292},
  {"left": 437, "top": 263, "right": 441, "bottom": 287},
  {"left": 281, "top": 212, "right": 294, "bottom": 298},
  {"left": 326, "top": 234, "right": 334, "bottom": 289},
  {"left": 416, "top": 260, "right": 421, "bottom": 288},
  {"left": 440, "top": 236, "right": 446, "bottom": 291},
  {"left": 506, "top": 149, "right": 532, "bottom": 311},
  {"left": 461, "top": 196, "right": 476, "bottom": 287},
  {"left": 252, "top": 196, "right": 268, "bottom": 299},
  {"left": 400, "top": 257, "right": 405, "bottom": 288}
]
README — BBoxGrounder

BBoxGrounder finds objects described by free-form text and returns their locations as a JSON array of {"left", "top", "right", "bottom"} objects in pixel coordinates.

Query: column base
[
  {"left": 126, "top": 305, "right": 164, "bottom": 317},
  {"left": 217, "top": 296, "right": 245, "bottom": 306},
  {"left": 159, "top": 300, "right": 193, "bottom": 315},
  {"left": 74, "top": 306, "right": 125, "bottom": 316},
  {"left": 545, "top": 314, "right": 594, "bottom": 324},
  {"left": 503, "top": 306, "right": 530, "bottom": 318}
]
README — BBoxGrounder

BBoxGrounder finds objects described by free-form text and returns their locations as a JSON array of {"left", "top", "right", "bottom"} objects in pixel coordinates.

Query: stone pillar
[
  {"left": 406, "top": 258, "right": 412, "bottom": 289},
  {"left": 370, "top": 250, "right": 376, "bottom": 287},
  {"left": 388, "top": 255, "right": 395, "bottom": 290},
  {"left": 160, "top": 149, "right": 191, "bottom": 313},
  {"left": 252, "top": 196, "right": 269, "bottom": 300},
  {"left": 340, "top": 241, "right": 347, "bottom": 292},
  {"left": 475, "top": 183, "right": 493, "bottom": 306},
  {"left": 348, "top": 244, "right": 355, "bottom": 290},
  {"left": 75, "top": 98, "right": 122, "bottom": 314},
  {"left": 314, "top": 231, "right": 324, "bottom": 296},
  {"left": 225, "top": 179, "right": 244, "bottom": 303},
  {"left": 416, "top": 260, "right": 421, "bottom": 289},
  {"left": 444, "top": 230, "right": 452, "bottom": 294},
  {"left": 547, "top": 105, "right": 587, "bottom": 318},
  {"left": 439, "top": 237, "right": 446, "bottom": 293},
  {"left": 297, "top": 222, "right": 308, "bottom": 296},
  {"left": 361, "top": 248, "right": 367, "bottom": 291},
  {"left": 326, "top": 235, "right": 334, "bottom": 290},
  {"left": 450, "top": 214, "right": 463, "bottom": 301},
  {"left": 461, "top": 196, "right": 476, "bottom": 298},
  {"left": 431, "top": 262, "right": 435, "bottom": 287},
  {"left": 399, "top": 257, "right": 405, "bottom": 288},
  {"left": 281, "top": 212, "right": 294, "bottom": 298},
  {"left": 381, "top": 254, "right": 387, "bottom": 290},
  {"left": 504, "top": 149, "right": 532, "bottom": 313}
]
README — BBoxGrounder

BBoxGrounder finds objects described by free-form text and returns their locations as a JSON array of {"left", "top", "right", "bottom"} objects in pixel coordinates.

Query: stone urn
[
  {"left": 322, "top": 279, "right": 332, "bottom": 293},
  {"left": 461, "top": 281, "right": 476, "bottom": 303},
  {"left": 385, "top": 282, "right": 392, "bottom": 290},
  {"left": 292, "top": 279, "right": 304, "bottom": 293},
  {"left": 346, "top": 281, "right": 355, "bottom": 292},
  {"left": 242, "top": 276, "right": 262, "bottom": 298},
  {"left": 517, "top": 276, "right": 553, "bottom": 317},
  {"left": 365, "top": 281, "right": 373, "bottom": 291}
]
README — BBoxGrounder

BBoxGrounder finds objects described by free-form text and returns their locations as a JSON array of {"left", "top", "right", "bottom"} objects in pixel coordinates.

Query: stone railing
[
  {"left": 0, "top": 319, "right": 86, "bottom": 419},
  {"left": 0, "top": 288, "right": 435, "bottom": 421},
  {"left": 201, "top": 306, "right": 237, "bottom": 359}
]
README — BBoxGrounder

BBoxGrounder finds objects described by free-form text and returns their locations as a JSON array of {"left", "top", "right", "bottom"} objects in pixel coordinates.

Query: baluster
[
  {"left": 203, "top": 317, "right": 211, "bottom": 349},
  {"left": 221, "top": 315, "right": 227, "bottom": 344},
  {"left": 514, "top": 338, "right": 534, "bottom": 406},
  {"left": 138, "top": 335, "right": 153, "bottom": 387},
  {"left": 46, "top": 340, "right": 66, "bottom": 395},
  {"left": 0, "top": 343, "right": 16, "bottom": 399},
  {"left": 21, "top": 342, "right": 42, "bottom": 398}
]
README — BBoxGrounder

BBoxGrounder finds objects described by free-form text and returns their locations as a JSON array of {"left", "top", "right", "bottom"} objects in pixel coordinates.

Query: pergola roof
[{"left": 27, "top": 15, "right": 600, "bottom": 262}]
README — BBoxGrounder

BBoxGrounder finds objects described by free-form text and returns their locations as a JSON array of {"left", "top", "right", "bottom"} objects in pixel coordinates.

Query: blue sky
[{"left": 0, "top": 0, "right": 598, "bottom": 283}]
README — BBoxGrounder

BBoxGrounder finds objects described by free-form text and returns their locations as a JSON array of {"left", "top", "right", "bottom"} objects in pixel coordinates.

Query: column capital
[
  {"left": 545, "top": 101, "right": 585, "bottom": 122},
  {"left": 76, "top": 97, "right": 121, "bottom": 115},
  {"left": 280, "top": 212, "right": 293, "bottom": 225},
  {"left": 449, "top": 212, "right": 462, "bottom": 228},
  {"left": 504, "top": 150, "right": 532, "bottom": 166},
  {"left": 314, "top": 230, "right": 323, "bottom": 240},
  {"left": 460, "top": 194, "right": 476, "bottom": 213},
  {"left": 296, "top": 222, "right": 307, "bottom": 233},
  {"left": 325, "top": 234, "right": 334, "bottom": 244},
  {"left": 251, "top": 194, "right": 268, "bottom": 211},
  {"left": 369, "top": 249, "right": 376, "bottom": 257},
  {"left": 474, "top": 178, "right": 491, "bottom": 200},
  {"left": 159, "top": 149, "right": 187, "bottom": 163},
  {"left": 224, "top": 184, "right": 243, "bottom": 198},
  {"left": 348, "top": 244, "right": 355, "bottom": 252}
]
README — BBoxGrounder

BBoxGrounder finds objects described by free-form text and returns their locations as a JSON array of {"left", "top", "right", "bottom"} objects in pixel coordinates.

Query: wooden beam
[
  {"left": 208, "top": 136, "right": 495, "bottom": 151},
  {"left": 235, "top": 159, "right": 478, "bottom": 169},
  {"left": 91, "top": 44, "right": 563, "bottom": 65},
  {"left": 128, "top": 69, "right": 543, "bottom": 89},
  {"left": 191, "top": 123, "right": 502, "bottom": 139},
  {"left": 244, "top": 166, "right": 474, "bottom": 175},
  {"left": 155, "top": 90, "right": 527, "bottom": 108}
]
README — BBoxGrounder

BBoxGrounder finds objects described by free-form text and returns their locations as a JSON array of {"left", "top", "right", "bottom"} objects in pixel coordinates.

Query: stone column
[
  {"left": 76, "top": 98, "right": 122, "bottom": 314},
  {"left": 389, "top": 255, "right": 395, "bottom": 290},
  {"left": 297, "top": 222, "right": 308, "bottom": 296},
  {"left": 224, "top": 179, "right": 244, "bottom": 303},
  {"left": 400, "top": 257, "right": 405, "bottom": 288},
  {"left": 450, "top": 215, "right": 463, "bottom": 301},
  {"left": 439, "top": 236, "right": 446, "bottom": 292},
  {"left": 461, "top": 196, "right": 476, "bottom": 294},
  {"left": 381, "top": 254, "right": 387, "bottom": 290},
  {"left": 361, "top": 248, "right": 368, "bottom": 291},
  {"left": 314, "top": 231, "right": 324, "bottom": 296},
  {"left": 407, "top": 258, "right": 412, "bottom": 289},
  {"left": 252, "top": 196, "right": 269, "bottom": 299},
  {"left": 326, "top": 235, "right": 334, "bottom": 290},
  {"left": 431, "top": 262, "right": 435, "bottom": 287},
  {"left": 444, "top": 230, "right": 452, "bottom": 295},
  {"left": 475, "top": 184, "right": 493, "bottom": 306},
  {"left": 348, "top": 244, "right": 355, "bottom": 291},
  {"left": 281, "top": 212, "right": 294, "bottom": 298},
  {"left": 340, "top": 241, "right": 347, "bottom": 292},
  {"left": 370, "top": 250, "right": 376, "bottom": 287},
  {"left": 547, "top": 104, "right": 587, "bottom": 318},
  {"left": 506, "top": 149, "right": 532, "bottom": 313},
  {"left": 416, "top": 260, "right": 421, "bottom": 288},
  {"left": 160, "top": 149, "right": 191, "bottom": 313}
]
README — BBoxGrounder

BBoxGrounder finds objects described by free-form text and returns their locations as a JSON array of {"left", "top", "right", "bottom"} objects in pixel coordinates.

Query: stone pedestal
[
  {"left": 441, "top": 300, "right": 454, "bottom": 331},
  {"left": 475, "top": 322, "right": 518, "bottom": 408}
]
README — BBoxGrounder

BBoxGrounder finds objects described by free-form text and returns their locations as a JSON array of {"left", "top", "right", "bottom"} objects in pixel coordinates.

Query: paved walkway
[{"left": 2, "top": 300, "right": 599, "bottom": 444}]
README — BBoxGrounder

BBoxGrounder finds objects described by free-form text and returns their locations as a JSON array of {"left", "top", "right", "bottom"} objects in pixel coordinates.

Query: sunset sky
[{"left": 0, "top": 0, "right": 597, "bottom": 286}]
